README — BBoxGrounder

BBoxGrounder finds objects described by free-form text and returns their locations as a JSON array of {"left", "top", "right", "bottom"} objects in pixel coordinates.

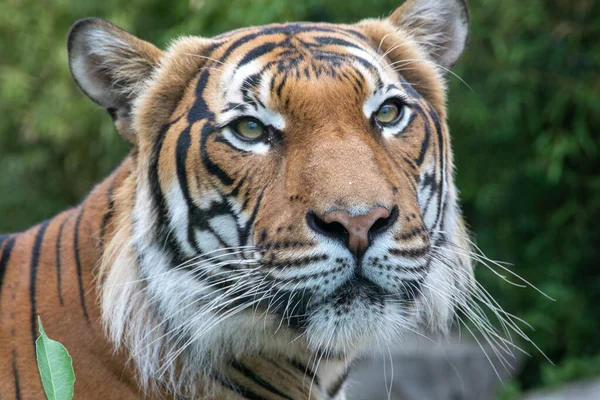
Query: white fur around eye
[
  {"left": 364, "top": 87, "right": 413, "bottom": 139},
  {"left": 379, "top": 104, "right": 413, "bottom": 139},
  {"left": 222, "top": 127, "right": 270, "bottom": 154}
]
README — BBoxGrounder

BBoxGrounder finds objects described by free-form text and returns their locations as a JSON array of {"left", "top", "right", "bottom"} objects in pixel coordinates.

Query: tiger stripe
[
  {"left": 230, "top": 361, "right": 293, "bottom": 400},
  {"left": 29, "top": 220, "right": 51, "bottom": 348},
  {"left": 54, "top": 215, "right": 70, "bottom": 306},
  {"left": 73, "top": 209, "right": 90, "bottom": 322},
  {"left": 1, "top": 1, "right": 476, "bottom": 398},
  {"left": 12, "top": 348, "right": 22, "bottom": 400},
  {"left": 327, "top": 368, "right": 350, "bottom": 399},
  {"left": 0, "top": 236, "right": 16, "bottom": 301}
]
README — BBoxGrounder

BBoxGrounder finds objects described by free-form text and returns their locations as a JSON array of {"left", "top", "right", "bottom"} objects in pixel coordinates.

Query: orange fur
[{"left": 0, "top": 1, "right": 473, "bottom": 398}]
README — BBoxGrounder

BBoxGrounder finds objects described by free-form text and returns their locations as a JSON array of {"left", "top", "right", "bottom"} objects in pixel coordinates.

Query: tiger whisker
[
  {"left": 383, "top": 55, "right": 474, "bottom": 91},
  {"left": 376, "top": 38, "right": 443, "bottom": 65},
  {"left": 157, "top": 295, "right": 272, "bottom": 378},
  {"left": 116, "top": 253, "right": 257, "bottom": 287},
  {"left": 418, "top": 278, "right": 516, "bottom": 374},
  {"left": 154, "top": 283, "right": 268, "bottom": 367},
  {"left": 128, "top": 261, "right": 258, "bottom": 321},
  {"left": 433, "top": 244, "right": 527, "bottom": 288},
  {"left": 434, "top": 230, "right": 554, "bottom": 301},
  {"left": 175, "top": 52, "right": 225, "bottom": 65},
  {"left": 130, "top": 270, "right": 260, "bottom": 358},
  {"left": 249, "top": 264, "right": 290, "bottom": 329},
  {"left": 430, "top": 251, "right": 524, "bottom": 346},
  {"left": 429, "top": 250, "right": 544, "bottom": 364},
  {"left": 273, "top": 279, "right": 304, "bottom": 335}
]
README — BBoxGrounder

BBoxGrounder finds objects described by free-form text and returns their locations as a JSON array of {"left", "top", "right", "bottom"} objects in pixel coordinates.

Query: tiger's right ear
[{"left": 68, "top": 18, "right": 162, "bottom": 143}]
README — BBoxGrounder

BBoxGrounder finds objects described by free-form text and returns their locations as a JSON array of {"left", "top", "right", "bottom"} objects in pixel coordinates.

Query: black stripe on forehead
[
  {"left": 186, "top": 24, "right": 386, "bottom": 115},
  {"left": 237, "top": 42, "right": 281, "bottom": 68},
  {"left": 221, "top": 23, "right": 372, "bottom": 65},
  {"left": 310, "top": 35, "right": 368, "bottom": 50},
  {"left": 214, "top": 22, "right": 369, "bottom": 55},
  {"left": 226, "top": 44, "right": 383, "bottom": 102},
  {"left": 189, "top": 23, "right": 397, "bottom": 120},
  {"left": 232, "top": 37, "right": 380, "bottom": 74},
  {"left": 241, "top": 73, "right": 264, "bottom": 110}
]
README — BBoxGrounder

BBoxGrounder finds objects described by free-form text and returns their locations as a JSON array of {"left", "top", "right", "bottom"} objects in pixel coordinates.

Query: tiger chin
[{"left": 0, "top": 0, "right": 476, "bottom": 399}]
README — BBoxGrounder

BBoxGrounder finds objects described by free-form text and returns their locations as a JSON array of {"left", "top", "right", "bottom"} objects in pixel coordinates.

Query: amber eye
[
  {"left": 375, "top": 101, "right": 403, "bottom": 125},
  {"left": 231, "top": 117, "right": 266, "bottom": 141}
]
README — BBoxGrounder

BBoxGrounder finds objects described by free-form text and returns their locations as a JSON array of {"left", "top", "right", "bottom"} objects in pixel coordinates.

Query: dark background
[{"left": 1, "top": 0, "right": 598, "bottom": 397}]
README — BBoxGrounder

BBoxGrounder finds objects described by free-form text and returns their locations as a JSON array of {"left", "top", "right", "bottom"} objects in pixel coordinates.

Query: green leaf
[{"left": 35, "top": 317, "right": 75, "bottom": 400}]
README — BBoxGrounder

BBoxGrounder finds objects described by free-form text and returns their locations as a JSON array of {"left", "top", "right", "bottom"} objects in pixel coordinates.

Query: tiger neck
[
  {"left": 89, "top": 157, "right": 351, "bottom": 399},
  {"left": 91, "top": 158, "right": 135, "bottom": 259}
]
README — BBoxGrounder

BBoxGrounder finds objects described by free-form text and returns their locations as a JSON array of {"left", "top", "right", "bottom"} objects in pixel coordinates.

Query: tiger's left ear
[
  {"left": 68, "top": 18, "right": 163, "bottom": 143},
  {"left": 388, "top": 0, "right": 469, "bottom": 69}
]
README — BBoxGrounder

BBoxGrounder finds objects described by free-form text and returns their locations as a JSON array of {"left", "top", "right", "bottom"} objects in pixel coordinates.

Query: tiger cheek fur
[{"left": 0, "top": 1, "right": 475, "bottom": 399}]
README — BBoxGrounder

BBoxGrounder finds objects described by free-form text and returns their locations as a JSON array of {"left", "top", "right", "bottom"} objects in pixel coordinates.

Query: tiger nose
[{"left": 306, "top": 206, "right": 397, "bottom": 258}]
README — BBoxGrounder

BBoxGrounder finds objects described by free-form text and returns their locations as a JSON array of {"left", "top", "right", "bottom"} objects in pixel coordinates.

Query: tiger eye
[
  {"left": 232, "top": 117, "right": 265, "bottom": 140},
  {"left": 375, "top": 102, "right": 401, "bottom": 124}
]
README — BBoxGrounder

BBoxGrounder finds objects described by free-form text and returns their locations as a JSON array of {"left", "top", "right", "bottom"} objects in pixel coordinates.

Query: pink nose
[{"left": 307, "top": 207, "right": 396, "bottom": 258}]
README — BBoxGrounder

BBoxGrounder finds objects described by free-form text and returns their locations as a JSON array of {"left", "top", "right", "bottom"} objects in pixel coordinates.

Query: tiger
[{"left": 0, "top": 0, "right": 474, "bottom": 398}]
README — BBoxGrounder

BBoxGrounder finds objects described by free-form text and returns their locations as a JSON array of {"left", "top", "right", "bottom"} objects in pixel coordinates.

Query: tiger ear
[
  {"left": 68, "top": 18, "right": 162, "bottom": 143},
  {"left": 388, "top": 0, "right": 469, "bottom": 70}
]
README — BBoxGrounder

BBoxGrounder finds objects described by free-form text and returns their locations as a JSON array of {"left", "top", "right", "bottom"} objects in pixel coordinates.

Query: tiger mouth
[
  {"left": 257, "top": 273, "right": 424, "bottom": 332},
  {"left": 331, "top": 275, "right": 387, "bottom": 300},
  {"left": 326, "top": 274, "right": 422, "bottom": 305}
]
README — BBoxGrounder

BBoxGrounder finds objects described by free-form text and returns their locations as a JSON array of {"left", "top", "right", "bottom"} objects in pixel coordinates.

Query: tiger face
[{"left": 69, "top": 0, "right": 473, "bottom": 394}]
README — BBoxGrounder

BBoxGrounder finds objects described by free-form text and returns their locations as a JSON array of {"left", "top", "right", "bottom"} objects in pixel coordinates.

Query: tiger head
[{"left": 69, "top": 0, "right": 473, "bottom": 394}]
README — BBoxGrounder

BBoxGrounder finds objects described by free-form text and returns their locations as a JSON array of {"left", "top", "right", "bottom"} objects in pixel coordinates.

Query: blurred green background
[{"left": 1, "top": 0, "right": 598, "bottom": 397}]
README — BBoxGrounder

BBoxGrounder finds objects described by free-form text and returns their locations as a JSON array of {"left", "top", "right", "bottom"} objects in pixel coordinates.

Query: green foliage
[
  {"left": 1, "top": 0, "right": 598, "bottom": 395},
  {"left": 448, "top": 0, "right": 600, "bottom": 394},
  {"left": 36, "top": 317, "right": 75, "bottom": 400}
]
